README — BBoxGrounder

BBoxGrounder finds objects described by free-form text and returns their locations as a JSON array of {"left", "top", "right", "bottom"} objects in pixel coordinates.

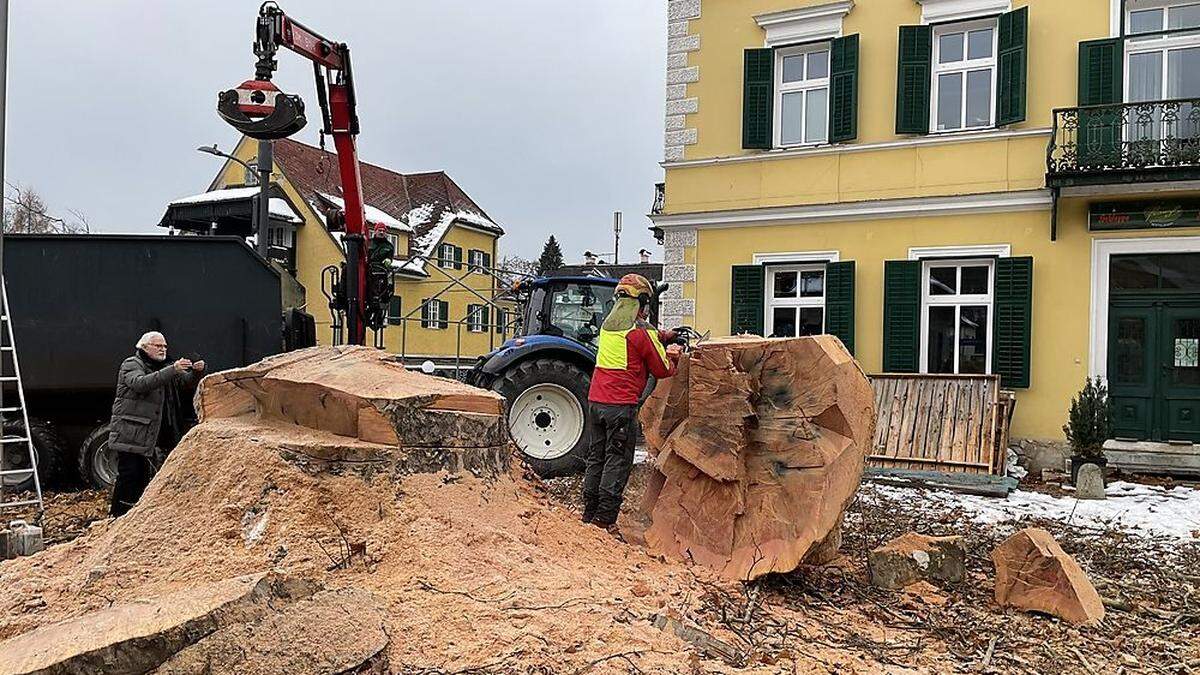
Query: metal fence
[
  {"left": 373, "top": 254, "right": 532, "bottom": 379},
  {"left": 1049, "top": 98, "right": 1200, "bottom": 176}
]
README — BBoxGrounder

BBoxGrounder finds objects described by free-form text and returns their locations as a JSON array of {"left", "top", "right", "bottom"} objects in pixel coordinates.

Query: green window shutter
[
  {"left": 421, "top": 298, "right": 431, "bottom": 327},
  {"left": 1077, "top": 38, "right": 1123, "bottom": 168},
  {"left": 481, "top": 306, "right": 490, "bottom": 332},
  {"left": 829, "top": 35, "right": 860, "bottom": 143},
  {"left": 895, "top": 25, "right": 932, "bottom": 135},
  {"left": 1078, "top": 38, "right": 1122, "bottom": 106},
  {"left": 993, "top": 256, "right": 1033, "bottom": 389},
  {"left": 996, "top": 6, "right": 1029, "bottom": 126},
  {"left": 730, "top": 265, "right": 765, "bottom": 335},
  {"left": 439, "top": 300, "right": 450, "bottom": 329},
  {"left": 824, "top": 261, "right": 856, "bottom": 354},
  {"left": 453, "top": 246, "right": 463, "bottom": 270},
  {"left": 388, "top": 297, "right": 402, "bottom": 326},
  {"left": 495, "top": 309, "right": 506, "bottom": 334},
  {"left": 883, "top": 260, "right": 921, "bottom": 373},
  {"left": 742, "top": 49, "right": 774, "bottom": 150}
]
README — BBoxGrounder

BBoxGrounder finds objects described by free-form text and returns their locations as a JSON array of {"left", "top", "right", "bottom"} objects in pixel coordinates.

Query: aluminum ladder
[{"left": 0, "top": 275, "right": 42, "bottom": 513}]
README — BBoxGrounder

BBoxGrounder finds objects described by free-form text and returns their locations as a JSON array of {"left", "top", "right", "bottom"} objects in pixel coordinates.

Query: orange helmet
[{"left": 614, "top": 273, "right": 654, "bottom": 300}]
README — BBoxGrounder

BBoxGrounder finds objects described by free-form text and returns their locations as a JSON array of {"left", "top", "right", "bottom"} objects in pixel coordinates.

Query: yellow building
[
  {"left": 652, "top": 0, "right": 1200, "bottom": 471},
  {"left": 194, "top": 137, "right": 508, "bottom": 364}
]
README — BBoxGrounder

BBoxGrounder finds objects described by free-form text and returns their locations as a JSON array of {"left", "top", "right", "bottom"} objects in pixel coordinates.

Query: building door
[
  {"left": 1108, "top": 253, "right": 1200, "bottom": 443},
  {"left": 1161, "top": 305, "right": 1200, "bottom": 441},
  {"left": 1108, "top": 305, "right": 1156, "bottom": 440}
]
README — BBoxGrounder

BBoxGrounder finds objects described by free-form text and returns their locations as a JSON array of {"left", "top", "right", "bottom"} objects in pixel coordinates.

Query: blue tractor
[{"left": 467, "top": 275, "right": 669, "bottom": 477}]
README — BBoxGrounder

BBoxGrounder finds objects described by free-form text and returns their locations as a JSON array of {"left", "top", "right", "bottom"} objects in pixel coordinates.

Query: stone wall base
[{"left": 1011, "top": 438, "right": 1071, "bottom": 476}]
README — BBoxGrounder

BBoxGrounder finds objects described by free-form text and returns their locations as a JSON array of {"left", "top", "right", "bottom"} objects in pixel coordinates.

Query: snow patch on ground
[{"left": 869, "top": 480, "right": 1200, "bottom": 541}]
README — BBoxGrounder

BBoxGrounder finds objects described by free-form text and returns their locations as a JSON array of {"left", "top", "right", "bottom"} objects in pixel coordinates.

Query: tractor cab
[{"left": 519, "top": 276, "right": 618, "bottom": 349}]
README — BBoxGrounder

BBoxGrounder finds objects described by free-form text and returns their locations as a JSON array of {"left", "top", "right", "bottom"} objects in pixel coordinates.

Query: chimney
[
  {"left": 639, "top": 248, "right": 652, "bottom": 264},
  {"left": 583, "top": 250, "right": 598, "bottom": 265}
]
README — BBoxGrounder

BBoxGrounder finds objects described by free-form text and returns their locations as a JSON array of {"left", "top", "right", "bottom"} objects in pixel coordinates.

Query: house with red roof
[{"left": 178, "top": 136, "right": 509, "bottom": 360}]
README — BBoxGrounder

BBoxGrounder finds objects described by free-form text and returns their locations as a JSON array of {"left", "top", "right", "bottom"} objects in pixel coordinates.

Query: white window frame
[
  {"left": 421, "top": 299, "right": 447, "bottom": 330},
  {"left": 930, "top": 18, "right": 999, "bottom": 133},
  {"left": 773, "top": 43, "right": 831, "bottom": 148},
  {"left": 764, "top": 263, "right": 827, "bottom": 337},
  {"left": 468, "top": 249, "right": 489, "bottom": 274},
  {"left": 466, "top": 303, "right": 487, "bottom": 333},
  {"left": 1124, "top": 2, "right": 1200, "bottom": 102},
  {"left": 919, "top": 258, "right": 995, "bottom": 375},
  {"left": 386, "top": 232, "right": 402, "bottom": 259},
  {"left": 438, "top": 243, "right": 456, "bottom": 269}
]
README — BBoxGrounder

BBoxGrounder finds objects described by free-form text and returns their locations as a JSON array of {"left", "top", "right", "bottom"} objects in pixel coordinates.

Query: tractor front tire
[{"left": 494, "top": 358, "right": 590, "bottom": 478}]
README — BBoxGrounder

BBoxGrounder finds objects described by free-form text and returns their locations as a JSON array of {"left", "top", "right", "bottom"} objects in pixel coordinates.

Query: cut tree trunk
[
  {"left": 638, "top": 335, "right": 876, "bottom": 580},
  {"left": 195, "top": 346, "right": 511, "bottom": 477}
]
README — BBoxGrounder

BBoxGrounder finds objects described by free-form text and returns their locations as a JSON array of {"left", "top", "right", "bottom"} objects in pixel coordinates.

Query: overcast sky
[{"left": 6, "top": 0, "right": 667, "bottom": 261}]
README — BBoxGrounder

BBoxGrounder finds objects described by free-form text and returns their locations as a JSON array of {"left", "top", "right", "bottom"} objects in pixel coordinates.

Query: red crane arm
[{"left": 230, "top": 2, "right": 371, "bottom": 346}]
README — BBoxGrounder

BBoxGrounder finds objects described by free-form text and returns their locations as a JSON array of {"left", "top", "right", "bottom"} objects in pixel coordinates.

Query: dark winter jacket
[{"left": 107, "top": 351, "right": 196, "bottom": 457}]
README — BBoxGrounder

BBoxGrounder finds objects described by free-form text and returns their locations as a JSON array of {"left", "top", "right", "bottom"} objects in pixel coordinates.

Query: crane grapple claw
[{"left": 217, "top": 88, "right": 307, "bottom": 140}]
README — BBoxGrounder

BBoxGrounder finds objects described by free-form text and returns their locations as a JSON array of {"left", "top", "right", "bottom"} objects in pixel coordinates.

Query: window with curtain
[
  {"left": 774, "top": 44, "right": 830, "bottom": 147},
  {"left": 1126, "top": 1, "right": 1200, "bottom": 145},
  {"left": 931, "top": 19, "right": 997, "bottom": 132}
]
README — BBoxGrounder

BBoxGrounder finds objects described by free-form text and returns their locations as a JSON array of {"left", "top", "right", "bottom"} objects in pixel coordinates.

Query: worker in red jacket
[{"left": 582, "top": 274, "right": 680, "bottom": 533}]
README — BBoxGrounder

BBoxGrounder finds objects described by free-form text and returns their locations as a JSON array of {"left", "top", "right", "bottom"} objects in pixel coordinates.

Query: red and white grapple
[{"left": 217, "top": 78, "right": 307, "bottom": 140}]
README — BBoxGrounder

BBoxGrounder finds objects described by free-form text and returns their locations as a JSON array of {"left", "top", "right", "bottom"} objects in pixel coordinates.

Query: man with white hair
[{"left": 107, "top": 331, "right": 205, "bottom": 516}]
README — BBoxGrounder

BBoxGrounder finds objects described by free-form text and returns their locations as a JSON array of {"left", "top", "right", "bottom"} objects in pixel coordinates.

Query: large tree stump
[
  {"left": 638, "top": 335, "right": 875, "bottom": 580},
  {"left": 195, "top": 346, "right": 511, "bottom": 477}
]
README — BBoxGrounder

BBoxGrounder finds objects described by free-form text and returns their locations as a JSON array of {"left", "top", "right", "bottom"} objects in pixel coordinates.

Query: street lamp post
[{"left": 196, "top": 144, "right": 258, "bottom": 185}]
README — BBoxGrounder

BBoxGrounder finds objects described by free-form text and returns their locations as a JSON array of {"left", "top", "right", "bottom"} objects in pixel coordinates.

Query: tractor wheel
[
  {"left": 1, "top": 418, "right": 65, "bottom": 493},
  {"left": 78, "top": 423, "right": 119, "bottom": 490},
  {"left": 494, "top": 358, "right": 590, "bottom": 478}
]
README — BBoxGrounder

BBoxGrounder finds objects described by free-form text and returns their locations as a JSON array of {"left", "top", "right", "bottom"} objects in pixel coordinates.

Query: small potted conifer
[{"left": 1062, "top": 377, "right": 1113, "bottom": 485}]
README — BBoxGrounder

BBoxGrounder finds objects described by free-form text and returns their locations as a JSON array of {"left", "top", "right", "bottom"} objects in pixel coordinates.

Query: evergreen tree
[
  {"left": 536, "top": 235, "right": 565, "bottom": 276},
  {"left": 1063, "top": 377, "right": 1113, "bottom": 459}
]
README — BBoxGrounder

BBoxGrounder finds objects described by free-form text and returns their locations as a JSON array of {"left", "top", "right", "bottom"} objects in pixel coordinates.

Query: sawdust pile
[{"left": 0, "top": 347, "right": 921, "bottom": 674}]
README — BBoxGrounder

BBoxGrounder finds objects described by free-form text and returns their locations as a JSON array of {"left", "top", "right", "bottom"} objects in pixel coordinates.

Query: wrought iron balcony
[{"left": 1048, "top": 98, "right": 1200, "bottom": 188}]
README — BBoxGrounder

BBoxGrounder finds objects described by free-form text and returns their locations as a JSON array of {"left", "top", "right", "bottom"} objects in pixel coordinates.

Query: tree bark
[{"left": 195, "top": 346, "right": 511, "bottom": 477}]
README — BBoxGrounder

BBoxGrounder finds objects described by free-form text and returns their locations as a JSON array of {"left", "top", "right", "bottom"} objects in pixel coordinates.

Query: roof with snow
[
  {"left": 271, "top": 139, "right": 503, "bottom": 272},
  {"left": 167, "top": 186, "right": 302, "bottom": 223},
  {"left": 158, "top": 185, "right": 305, "bottom": 237}
]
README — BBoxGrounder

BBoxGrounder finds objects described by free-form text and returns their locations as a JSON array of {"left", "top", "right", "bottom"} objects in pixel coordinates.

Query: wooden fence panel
[{"left": 867, "top": 374, "right": 1009, "bottom": 476}]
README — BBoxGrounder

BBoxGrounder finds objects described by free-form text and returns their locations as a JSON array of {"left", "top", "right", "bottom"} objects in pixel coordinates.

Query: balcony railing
[{"left": 1048, "top": 98, "right": 1200, "bottom": 186}]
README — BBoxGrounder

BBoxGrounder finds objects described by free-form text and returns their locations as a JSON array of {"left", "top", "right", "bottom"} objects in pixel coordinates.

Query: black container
[{"left": 3, "top": 234, "right": 286, "bottom": 452}]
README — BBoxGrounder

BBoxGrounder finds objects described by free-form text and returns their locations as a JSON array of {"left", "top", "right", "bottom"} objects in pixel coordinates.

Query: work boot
[
  {"left": 581, "top": 510, "right": 595, "bottom": 524},
  {"left": 592, "top": 520, "right": 624, "bottom": 543}
]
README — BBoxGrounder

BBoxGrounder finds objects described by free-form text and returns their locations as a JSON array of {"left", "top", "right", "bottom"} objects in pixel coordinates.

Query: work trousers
[
  {"left": 109, "top": 451, "right": 156, "bottom": 518},
  {"left": 581, "top": 402, "right": 638, "bottom": 526}
]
